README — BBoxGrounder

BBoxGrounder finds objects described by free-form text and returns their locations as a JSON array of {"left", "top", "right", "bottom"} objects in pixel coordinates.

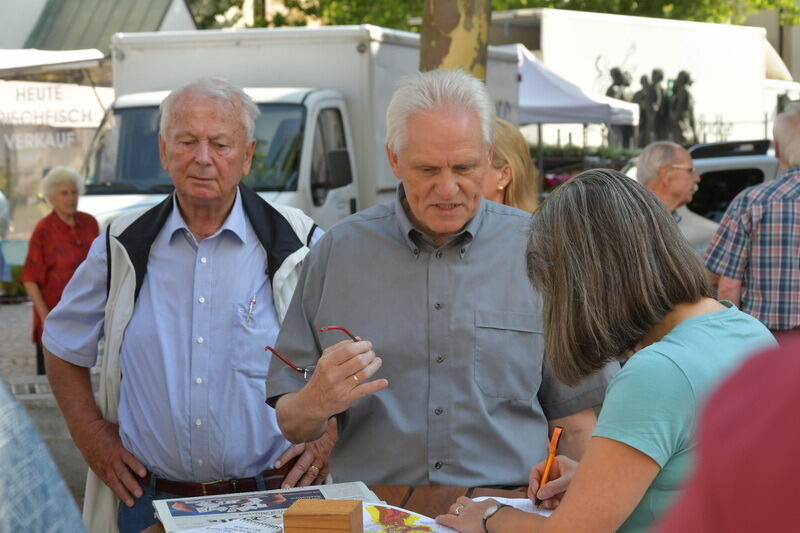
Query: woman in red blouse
[{"left": 21, "top": 167, "right": 99, "bottom": 374}]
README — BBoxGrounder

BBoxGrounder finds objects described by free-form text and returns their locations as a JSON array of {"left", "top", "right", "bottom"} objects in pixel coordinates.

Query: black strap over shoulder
[
  {"left": 108, "top": 185, "right": 305, "bottom": 303},
  {"left": 114, "top": 195, "right": 174, "bottom": 302},
  {"left": 238, "top": 184, "right": 304, "bottom": 281}
]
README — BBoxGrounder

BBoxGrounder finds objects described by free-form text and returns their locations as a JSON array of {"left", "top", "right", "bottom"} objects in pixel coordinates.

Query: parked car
[{"left": 623, "top": 140, "right": 778, "bottom": 254}]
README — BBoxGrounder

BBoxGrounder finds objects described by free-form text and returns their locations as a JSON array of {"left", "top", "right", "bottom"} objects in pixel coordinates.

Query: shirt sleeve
[
  {"left": 538, "top": 359, "right": 618, "bottom": 420},
  {"left": 593, "top": 351, "right": 694, "bottom": 467},
  {"left": 265, "top": 230, "right": 333, "bottom": 407},
  {"left": 19, "top": 224, "right": 46, "bottom": 285},
  {"left": 704, "top": 192, "right": 750, "bottom": 279},
  {"left": 41, "top": 232, "right": 108, "bottom": 368}
]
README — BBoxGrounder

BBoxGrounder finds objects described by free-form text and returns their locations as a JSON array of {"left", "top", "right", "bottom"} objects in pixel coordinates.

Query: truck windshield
[{"left": 84, "top": 103, "right": 304, "bottom": 194}]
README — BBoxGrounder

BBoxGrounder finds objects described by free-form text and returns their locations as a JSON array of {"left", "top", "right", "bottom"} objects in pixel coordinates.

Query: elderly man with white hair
[
  {"left": 637, "top": 141, "right": 718, "bottom": 255},
  {"left": 705, "top": 103, "right": 800, "bottom": 334},
  {"left": 42, "top": 77, "right": 329, "bottom": 533},
  {"left": 267, "top": 69, "right": 617, "bottom": 487}
]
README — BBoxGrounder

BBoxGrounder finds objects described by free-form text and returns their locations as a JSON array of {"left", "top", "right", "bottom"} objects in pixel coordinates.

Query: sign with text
[{"left": 0, "top": 81, "right": 113, "bottom": 129}]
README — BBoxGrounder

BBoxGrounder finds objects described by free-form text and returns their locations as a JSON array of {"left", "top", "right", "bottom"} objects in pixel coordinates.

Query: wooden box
[{"left": 283, "top": 499, "right": 363, "bottom": 533}]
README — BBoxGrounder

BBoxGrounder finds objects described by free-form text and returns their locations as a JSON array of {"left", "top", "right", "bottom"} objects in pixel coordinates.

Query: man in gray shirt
[{"left": 267, "top": 69, "right": 616, "bottom": 487}]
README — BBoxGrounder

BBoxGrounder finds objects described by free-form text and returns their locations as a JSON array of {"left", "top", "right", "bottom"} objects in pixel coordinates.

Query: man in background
[
  {"left": 705, "top": 103, "right": 800, "bottom": 334},
  {"left": 637, "top": 140, "right": 718, "bottom": 255}
]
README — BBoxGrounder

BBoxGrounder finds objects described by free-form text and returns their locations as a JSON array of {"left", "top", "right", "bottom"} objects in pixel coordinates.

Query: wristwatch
[{"left": 482, "top": 503, "right": 511, "bottom": 533}]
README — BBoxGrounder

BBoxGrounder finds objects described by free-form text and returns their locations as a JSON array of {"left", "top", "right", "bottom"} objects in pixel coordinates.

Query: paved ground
[{"left": 0, "top": 301, "right": 37, "bottom": 378}]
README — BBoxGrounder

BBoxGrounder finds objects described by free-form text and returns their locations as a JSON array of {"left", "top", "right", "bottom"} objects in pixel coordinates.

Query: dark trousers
[{"left": 36, "top": 343, "right": 45, "bottom": 375}]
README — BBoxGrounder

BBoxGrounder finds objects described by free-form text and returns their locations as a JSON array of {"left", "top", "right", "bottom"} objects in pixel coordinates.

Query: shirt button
[
  {"left": 413, "top": 248, "right": 419, "bottom": 256},
  {"left": 434, "top": 302, "right": 443, "bottom": 310},
  {"left": 195, "top": 377, "right": 203, "bottom": 385},
  {"left": 434, "top": 461, "right": 443, "bottom": 470},
  {"left": 435, "top": 250, "right": 443, "bottom": 259},
  {"left": 197, "top": 459, "right": 204, "bottom": 466},
  {"left": 436, "top": 355, "right": 445, "bottom": 364},
  {"left": 200, "top": 257, "right": 208, "bottom": 264},
  {"left": 198, "top": 296, "right": 206, "bottom": 304},
  {"left": 195, "top": 418, "right": 202, "bottom": 427},
  {"left": 434, "top": 407, "right": 443, "bottom": 415},
  {"left": 196, "top": 336, "right": 204, "bottom": 344}
]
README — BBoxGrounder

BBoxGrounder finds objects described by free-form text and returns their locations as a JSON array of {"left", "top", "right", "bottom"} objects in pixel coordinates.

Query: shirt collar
[
  {"left": 166, "top": 189, "right": 248, "bottom": 245},
  {"left": 393, "top": 183, "right": 483, "bottom": 256}
]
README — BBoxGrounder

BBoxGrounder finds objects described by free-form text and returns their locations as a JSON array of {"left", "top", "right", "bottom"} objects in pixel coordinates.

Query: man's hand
[
  {"left": 302, "top": 339, "right": 388, "bottom": 420},
  {"left": 276, "top": 418, "right": 338, "bottom": 488},
  {"left": 74, "top": 418, "right": 146, "bottom": 507},
  {"left": 276, "top": 339, "right": 388, "bottom": 443},
  {"left": 46, "top": 350, "right": 147, "bottom": 507},
  {"left": 528, "top": 454, "right": 578, "bottom": 510}
]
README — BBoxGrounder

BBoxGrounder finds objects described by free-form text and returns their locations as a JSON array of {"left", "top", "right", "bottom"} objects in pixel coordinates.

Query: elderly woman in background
[
  {"left": 438, "top": 169, "right": 775, "bottom": 533},
  {"left": 482, "top": 118, "right": 539, "bottom": 212},
  {"left": 20, "top": 167, "right": 98, "bottom": 375}
]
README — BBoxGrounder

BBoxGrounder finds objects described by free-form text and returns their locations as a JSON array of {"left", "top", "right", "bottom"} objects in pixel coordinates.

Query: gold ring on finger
[{"left": 352, "top": 374, "right": 359, "bottom": 384}]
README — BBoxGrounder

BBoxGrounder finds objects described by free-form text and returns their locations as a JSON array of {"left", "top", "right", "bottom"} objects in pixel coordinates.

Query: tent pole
[{"left": 537, "top": 123, "right": 544, "bottom": 186}]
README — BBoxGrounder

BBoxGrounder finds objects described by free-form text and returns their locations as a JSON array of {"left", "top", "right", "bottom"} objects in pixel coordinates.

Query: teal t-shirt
[{"left": 593, "top": 303, "right": 775, "bottom": 533}]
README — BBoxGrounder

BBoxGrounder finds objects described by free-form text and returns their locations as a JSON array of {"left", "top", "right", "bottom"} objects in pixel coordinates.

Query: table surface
[
  {"left": 370, "top": 485, "right": 527, "bottom": 517},
  {"left": 141, "top": 485, "right": 528, "bottom": 532}
]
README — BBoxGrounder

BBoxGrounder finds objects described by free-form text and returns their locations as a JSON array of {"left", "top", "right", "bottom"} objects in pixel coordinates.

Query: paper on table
[
  {"left": 363, "top": 503, "right": 458, "bottom": 533},
  {"left": 180, "top": 518, "right": 279, "bottom": 532},
  {"left": 472, "top": 496, "right": 553, "bottom": 517}
]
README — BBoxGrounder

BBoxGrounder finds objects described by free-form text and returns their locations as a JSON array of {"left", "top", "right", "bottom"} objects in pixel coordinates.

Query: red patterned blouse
[{"left": 20, "top": 211, "right": 99, "bottom": 344}]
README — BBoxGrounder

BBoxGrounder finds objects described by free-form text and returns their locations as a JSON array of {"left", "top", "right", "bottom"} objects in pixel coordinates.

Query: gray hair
[
  {"left": 526, "top": 169, "right": 710, "bottom": 386},
  {"left": 385, "top": 69, "right": 495, "bottom": 155},
  {"left": 637, "top": 141, "right": 683, "bottom": 185},
  {"left": 42, "top": 166, "right": 84, "bottom": 202},
  {"left": 159, "top": 77, "right": 260, "bottom": 140},
  {"left": 774, "top": 102, "right": 800, "bottom": 166}
]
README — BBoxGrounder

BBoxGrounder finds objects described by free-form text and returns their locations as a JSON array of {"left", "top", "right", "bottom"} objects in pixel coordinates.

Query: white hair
[
  {"left": 774, "top": 102, "right": 800, "bottom": 166},
  {"left": 385, "top": 69, "right": 495, "bottom": 155},
  {"left": 42, "top": 166, "right": 83, "bottom": 202},
  {"left": 638, "top": 141, "right": 683, "bottom": 185},
  {"left": 159, "top": 77, "right": 260, "bottom": 140}
]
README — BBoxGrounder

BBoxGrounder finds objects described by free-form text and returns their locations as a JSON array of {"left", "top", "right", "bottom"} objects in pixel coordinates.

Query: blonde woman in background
[{"left": 482, "top": 118, "right": 539, "bottom": 212}]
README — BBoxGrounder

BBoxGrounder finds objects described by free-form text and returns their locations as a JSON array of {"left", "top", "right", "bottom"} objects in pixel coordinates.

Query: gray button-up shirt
[{"left": 267, "top": 189, "right": 614, "bottom": 486}]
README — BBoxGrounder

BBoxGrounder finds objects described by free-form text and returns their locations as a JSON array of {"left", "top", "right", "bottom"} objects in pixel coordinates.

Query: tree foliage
[
  {"left": 282, "top": 1, "right": 423, "bottom": 30},
  {"left": 188, "top": 0, "right": 244, "bottom": 29},
  {"left": 493, "top": 0, "right": 800, "bottom": 25},
  {"left": 186, "top": 0, "right": 800, "bottom": 29}
]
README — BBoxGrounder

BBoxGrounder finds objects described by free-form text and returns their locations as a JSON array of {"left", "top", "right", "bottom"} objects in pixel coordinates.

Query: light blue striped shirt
[{"left": 44, "top": 191, "right": 320, "bottom": 482}]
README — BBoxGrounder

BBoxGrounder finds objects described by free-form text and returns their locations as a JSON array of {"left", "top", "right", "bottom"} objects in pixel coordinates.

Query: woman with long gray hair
[{"left": 438, "top": 169, "right": 775, "bottom": 533}]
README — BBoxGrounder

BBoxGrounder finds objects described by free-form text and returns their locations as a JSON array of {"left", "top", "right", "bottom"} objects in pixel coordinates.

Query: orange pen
[{"left": 534, "top": 425, "right": 563, "bottom": 506}]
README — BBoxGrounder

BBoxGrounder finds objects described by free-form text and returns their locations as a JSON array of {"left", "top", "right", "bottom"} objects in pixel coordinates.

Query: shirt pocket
[
  {"left": 231, "top": 303, "right": 272, "bottom": 378},
  {"left": 474, "top": 310, "right": 543, "bottom": 401}
]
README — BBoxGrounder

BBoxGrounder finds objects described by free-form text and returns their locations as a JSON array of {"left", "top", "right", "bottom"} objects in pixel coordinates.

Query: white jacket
[{"left": 83, "top": 187, "right": 315, "bottom": 532}]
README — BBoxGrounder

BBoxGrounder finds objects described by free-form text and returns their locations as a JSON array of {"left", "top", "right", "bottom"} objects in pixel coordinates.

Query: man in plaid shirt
[{"left": 705, "top": 103, "right": 800, "bottom": 332}]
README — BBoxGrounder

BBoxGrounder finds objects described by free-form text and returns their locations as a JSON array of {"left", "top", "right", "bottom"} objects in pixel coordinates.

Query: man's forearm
[
  {"left": 549, "top": 408, "right": 597, "bottom": 461},
  {"left": 275, "top": 390, "right": 331, "bottom": 444},
  {"left": 717, "top": 275, "right": 742, "bottom": 307},
  {"left": 45, "top": 348, "right": 105, "bottom": 444}
]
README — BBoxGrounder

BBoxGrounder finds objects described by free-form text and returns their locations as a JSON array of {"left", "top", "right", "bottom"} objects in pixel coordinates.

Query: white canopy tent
[
  {"left": 0, "top": 48, "right": 103, "bottom": 77},
  {"left": 502, "top": 43, "right": 639, "bottom": 126}
]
